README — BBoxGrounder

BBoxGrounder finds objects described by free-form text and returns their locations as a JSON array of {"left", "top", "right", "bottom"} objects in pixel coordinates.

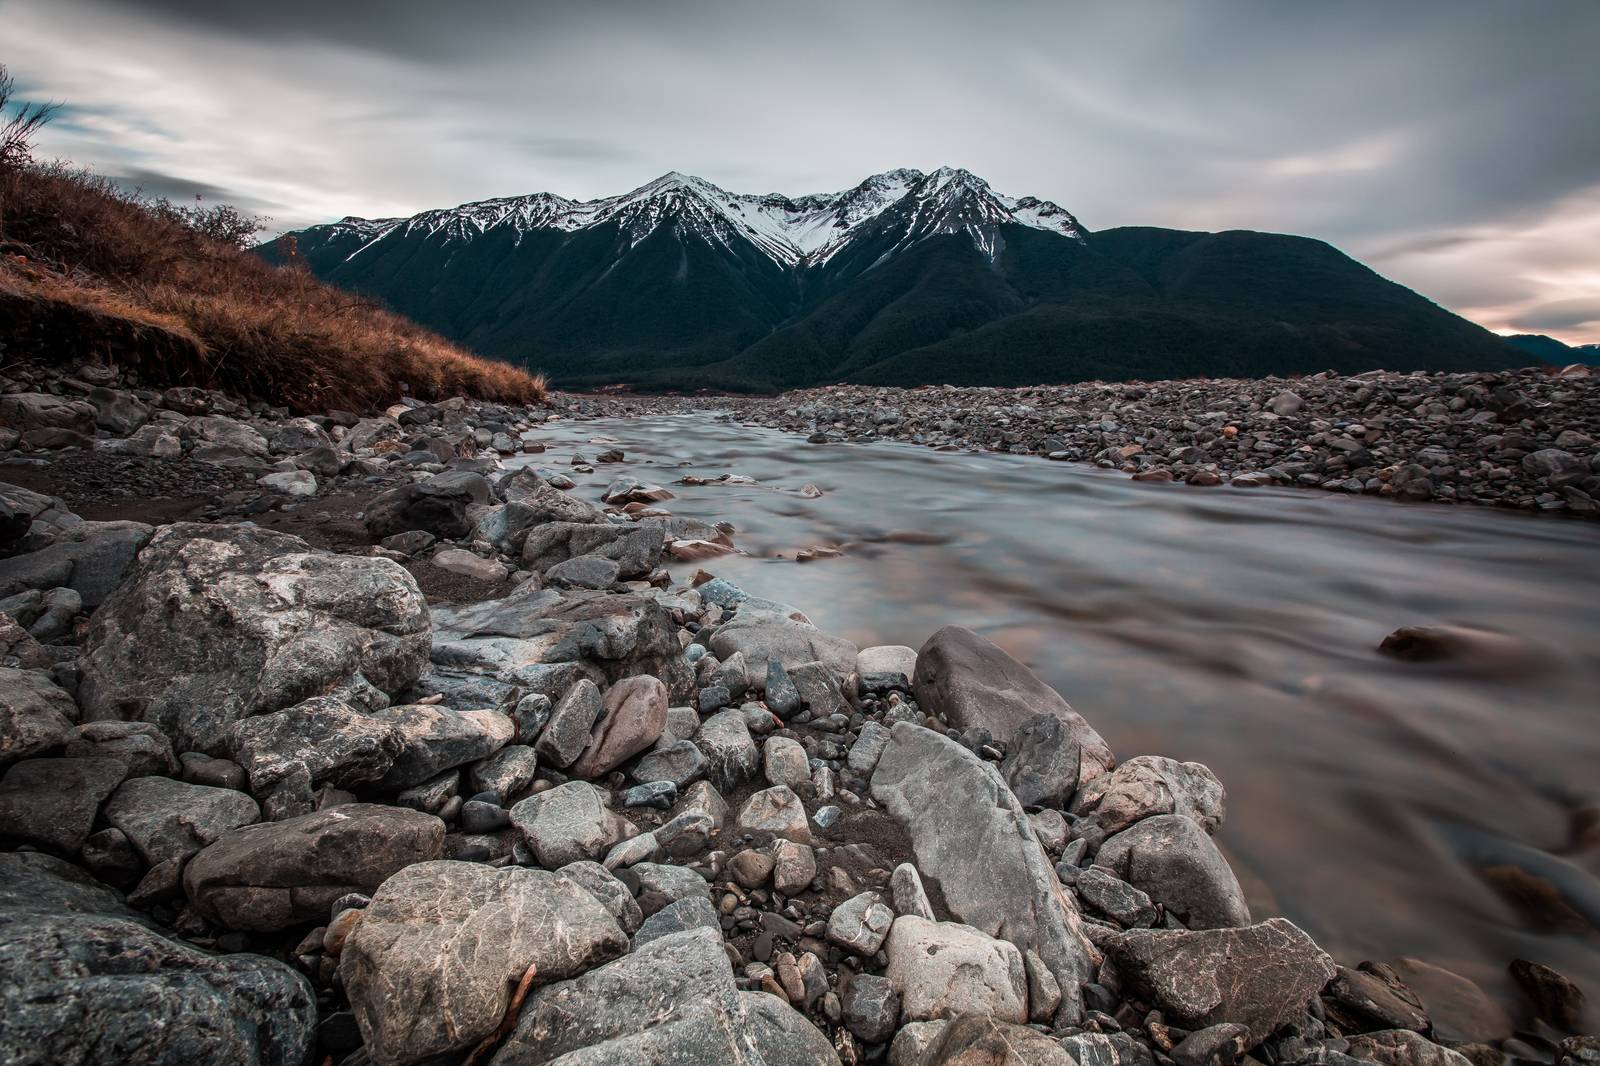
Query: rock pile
[
  {"left": 573, "top": 365, "right": 1600, "bottom": 515},
  {"left": 1, "top": 359, "right": 1595, "bottom": 1064}
]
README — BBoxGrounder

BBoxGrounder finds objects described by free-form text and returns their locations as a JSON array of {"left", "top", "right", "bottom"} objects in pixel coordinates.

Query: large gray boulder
[
  {"left": 341, "top": 860, "right": 629, "bottom": 1066},
  {"left": 79, "top": 524, "right": 431, "bottom": 755},
  {"left": 431, "top": 585, "right": 692, "bottom": 702},
  {"left": 0, "top": 852, "right": 316, "bottom": 1066},
  {"left": 0, "top": 756, "right": 128, "bottom": 854},
  {"left": 0, "top": 392, "right": 95, "bottom": 433},
  {"left": 373, "top": 704, "right": 514, "bottom": 790},
  {"left": 0, "top": 520, "right": 152, "bottom": 608},
  {"left": 103, "top": 775, "right": 261, "bottom": 865},
  {"left": 183, "top": 804, "right": 444, "bottom": 931},
  {"left": 1105, "top": 918, "right": 1335, "bottom": 1047},
  {"left": 1072, "top": 755, "right": 1226, "bottom": 835},
  {"left": 490, "top": 927, "right": 766, "bottom": 1065},
  {"left": 0, "top": 666, "right": 78, "bottom": 769},
  {"left": 522, "top": 520, "right": 666, "bottom": 580},
  {"left": 911, "top": 626, "right": 1113, "bottom": 787},
  {"left": 741, "top": 990, "right": 842, "bottom": 1065},
  {"left": 227, "top": 696, "right": 406, "bottom": 813},
  {"left": 697, "top": 708, "right": 760, "bottom": 793},
  {"left": 871, "top": 722, "right": 1093, "bottom": 1025},
  {"left": 1095, "top": 814, "right": 1250, "bottom": 929}
]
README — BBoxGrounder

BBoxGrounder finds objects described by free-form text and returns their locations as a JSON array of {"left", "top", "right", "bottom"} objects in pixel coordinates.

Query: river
[{"left": 521, "top": 411, "right": 1600, "bottom": 1028}]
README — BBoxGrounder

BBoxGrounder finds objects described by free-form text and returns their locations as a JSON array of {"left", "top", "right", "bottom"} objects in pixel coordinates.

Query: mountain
[
  {"left": 1504, "top": 333, "right": 1600, "bottom": 365},
  {"left": 263, "top": 167, "right": 1524, "bottom": 391}
]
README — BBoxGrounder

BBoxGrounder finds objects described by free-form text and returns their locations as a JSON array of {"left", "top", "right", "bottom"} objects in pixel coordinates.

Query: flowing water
[{"left": 522, "top": 412, "right": 1600, "bottom": 1027}]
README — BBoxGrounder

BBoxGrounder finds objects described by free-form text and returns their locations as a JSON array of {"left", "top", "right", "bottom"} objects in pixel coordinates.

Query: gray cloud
[
  {"left": 5, "top": 0, "right": 1598, "bottom": 341},
  {"left": 1511, "top": 298, "right": 1600, "bottom": 334}
]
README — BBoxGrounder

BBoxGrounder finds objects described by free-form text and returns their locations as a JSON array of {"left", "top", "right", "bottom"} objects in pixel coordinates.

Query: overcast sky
[{"left": 5, "top": 0, "right": 1598, "bottom": 343}]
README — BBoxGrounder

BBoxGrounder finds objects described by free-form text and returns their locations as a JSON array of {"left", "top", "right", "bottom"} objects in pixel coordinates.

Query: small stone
[{"left": 842, "top": 973, "right": 900, "bottom": 1044}]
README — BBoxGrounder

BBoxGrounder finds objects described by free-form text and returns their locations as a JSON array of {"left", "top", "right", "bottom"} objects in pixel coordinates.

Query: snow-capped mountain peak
[{"left": 332, "top": 167, "right": 1083, "bottom": 269}]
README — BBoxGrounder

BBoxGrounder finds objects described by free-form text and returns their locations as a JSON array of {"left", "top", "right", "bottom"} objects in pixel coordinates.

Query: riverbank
[
  {"left": 569, "top": 365, "right": 1600, "bottom": 516},
  {"left": 1, "top": 359, "right": 1596, "bottom": 1064}
]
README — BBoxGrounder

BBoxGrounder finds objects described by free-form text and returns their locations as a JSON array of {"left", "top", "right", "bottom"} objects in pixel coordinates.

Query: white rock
[{"left": 885, "top": 914, "right": 1029, "bottom": 1024}]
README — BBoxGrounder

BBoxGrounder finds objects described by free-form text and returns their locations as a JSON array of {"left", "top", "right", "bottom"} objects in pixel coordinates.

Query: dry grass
[{"left": 0, "top": 163, "right": 546, "bottom": 412}]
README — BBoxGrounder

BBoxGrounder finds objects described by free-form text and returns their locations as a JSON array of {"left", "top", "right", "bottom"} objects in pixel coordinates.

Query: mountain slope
[
  {"left": 1504, "top": 334, "right": 1599, "bottom": 365},
  {"left": 264, "top": 168, "right": 1523, "bottom": 391}
]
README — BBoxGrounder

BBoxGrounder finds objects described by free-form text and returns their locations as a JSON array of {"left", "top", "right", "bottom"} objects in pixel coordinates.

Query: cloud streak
[{"left": 4, "top": 0, "right": 1597, "bottom": 342}]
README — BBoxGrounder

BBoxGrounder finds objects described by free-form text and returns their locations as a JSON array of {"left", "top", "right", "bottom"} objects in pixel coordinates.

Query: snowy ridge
[{"left": 331, "top": 167, "right": 1084, "bottom": 267}]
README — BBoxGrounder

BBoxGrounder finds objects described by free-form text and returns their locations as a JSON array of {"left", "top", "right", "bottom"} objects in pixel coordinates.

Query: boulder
[
  {"left": 764, "top": 735, "right": 811, "bottom": 790},
  {"left": 363, "top": 470, "right": 492, "bottom": 539},
  {"left": 546, "top": 554, "right": 620, "bottom": 590},
  {"left": 104, "top": 775, "right": 261, "bottom": 865},
  {"left": 885, "top": 915, "right": 1030, "bottom": 1025},
  {"left": 510, "top": 781, "right": 632, "bottom": 869},
  {"left": 79, "top": 524, "right": 430, "bottom": 755},
  {"left": 0, "top": 667, "right": 77, "bottom": 769},
  {"left": 1073, "top": 756, "right": 1226, "bottom": 835},
  {"left": 1095, "top": 814, "right": 1250, "bottom": 929},
  {"left": 1000, "top": 713, "right": 1080, "bottom": 810},
  {"left": 341, "top": 860, "right": 628, "bottom": 1066},
  {"left": 0, "top": 852, "right": 316, "bottom": 1066},
  {"left": 1346, "top": 1030, "right": 1474, "bottom": 1066},
  {"left": 911, "top": 626, "right": 1113, "bottom": 787},
  {"left": 491, "top": 927, "right": 764, "bottom": 1064},
  {"left": 0, "top": 756, "right": 127, "bottom": 854},
  {"left": 537, "top": 679, "right": 605, "bottom": 767},
  {"left": 227, "top": 696, "right": 406, "bottom": 811},
  {"left": 468, "top": 744, "right": 539, "bottom": 800},
  {"left": 857, "top": 644, "right": 917, "bottom": 679},
  {"left": 1105, "top": 918, "right": 1335, "bottom": 1047},
  {"left": 709, "top": 608, "right": 859, "bottom": 677},
  {"left": 632, "top": 894, "right": 722, "bottom": 949},
  {"left": 521, "top": 520, "right": 666, "bottom": 580},
  {"left": 374, "top": 704, "right": 514, "bottom": 790},
  {"left": 871, "top": 722, "right": 1093, "bottom": 1025},
  {"left": 632, "top": 739, "right": 707, "bottom": 789},
  {"left": 182, "top": 804, "right": 444, "bottom": 931},
  {"left": 63, "top": 720, "right": 176, "bottom": 778},
  {"left": 558, "top": 860, "right": 643, "bottom": 935},
  {"left": 568, "top": 674, "right": 668, "bottom": 779},
  {"left": 0, "top": 520, "right": 153, "bottom": 608},
  {"left": 828, "top": 891, "right": 896, "bottom": 956},
  {"left": 742, "top": 990, "right": 843, "bottom": 1065},
  {"left": 430, "top": 586, "right": 692, "bottom": 702}
]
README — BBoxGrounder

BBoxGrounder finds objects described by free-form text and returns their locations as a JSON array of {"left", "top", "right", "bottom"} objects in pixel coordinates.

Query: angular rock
[
  {"left": 522, "top": 520, "right": 665, "bottom": 580},
  {"left": 545, "top": 554, "right": 620, "bottom": 590},
  {"left": 559, "top": 860, "right": 644, "bottom": 935},
  {"left": 183, "top": 804, "right": 444, "bottom": 931},
  {"left": 742, "top": 990, "right": 843, "bottom": 1065},
  {"left": 1347, "top": 1030, "right": 1473, "bottom": 1066},
  {"left": 80, "top": 524, "right": 429, "bottom": 755},
  {"left": 63, "top": 720, "right": 176, "bottom": 778},
  {"left": 568, "top": 674, "right": 668, "bottom": 779},
  {"left": 710, "top": 608, "right": 859, "bottom": 677},
  {"left": 341, "top": 860, "right": 628, "bottom": 1066},
  {"left": 843, "top": 973, "right": 901, "bottom": 1044},
  {"left": 790, "top": 660, "right": 850, "bottom": 718},
  {"left": 872, "top": 722, "right": 1092, "bottom": 1024},
  {"left": 772, "top": 839, "right": 818, "bottom": 895},
  {"left": 0, "top": 756, "right": 127, "bottom": 854},
  {"left": 374, "top": 704, "right": 514, "bottom": 790},
  {"left": 363, "top": 470, "right": 491, "bottom": 540},
  {"left": 633, "top": 739, "right": 707, "bottom": 788},
  {"left": 537, "top": 679, "right": 604, "bottom": 767},
  {"left": 891, "top": 863, "right": 936, "bottom": 921},
  {"left": 764, "top": 735, "right": 811, "bottom": 790},
  {"left": 885, "top": 915, "right": 1029, "bottom": 1024},
  {"left": 924, "top": 1013, "right": 1076, "bottom": 1065},
  {"left": 1095, "top": 814, "right": 1250, "bottom": 929},
  {"left": 912, "top": 625, "right": 1113, "bottom": 786},
  {"left": 828, "top": 891, "right": 896, "bottom": 955},
  {"left": 1001, "top": 713, "right": 1080, "bottom": 810},
  {"left": 1076, "top": 866, "right": 1157, "bottom": 928},
  {"left": 228, "top": 696, "right": 405, "bottom": 806},
  {"left": 0, "top": 666, "right": 77, "bottom": 769},
  {"left": 0, "top": 520, "right": 152, "bottom": 608},
  {"left": 104, "top": 775, "right": 261, "bottom": 865},
  {"left": 698, "top": 706, "right": 761, "bottom": 793},
  {"left": 468, "top": 744, "right": 539, "bottom": 800},
  {"left": 510, "top": 780, "right": 631, "bottom": 869},
  {"left": 1073, "top": 755, "right": 1227, "bottom": 835},
  {"left": 737, "top": 785, "right": 812, "bottom": 843},
  {"left": 1106, "top": 918, "right": 1336, "bottom": 1047},
  {"left": 631, "top": 894, "right": 722, "bottom": 949},
  {"left": 632, "top": 861, "right": 710, "bottom": 916}
]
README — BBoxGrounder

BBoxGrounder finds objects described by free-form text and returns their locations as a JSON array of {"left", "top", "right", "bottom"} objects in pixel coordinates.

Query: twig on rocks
[{"left": 462, "top": 962, "right": 538, "bottom": 1066}]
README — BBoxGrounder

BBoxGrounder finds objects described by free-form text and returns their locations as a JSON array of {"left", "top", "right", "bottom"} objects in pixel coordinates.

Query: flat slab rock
[
  {"left": 341, "top": 860, "right": 628, "bottom": 1066},
  {"left": 1105, "top": 917, "right": 1336, "bottom": 1047},
  {"left": 182, "top": 803, "right": 444, "bottom": 931}
]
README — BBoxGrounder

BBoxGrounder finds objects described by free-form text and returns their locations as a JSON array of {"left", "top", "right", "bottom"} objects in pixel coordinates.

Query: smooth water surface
[{"left": 524, "top": 412, "right": 1600, "bottom": 1024}]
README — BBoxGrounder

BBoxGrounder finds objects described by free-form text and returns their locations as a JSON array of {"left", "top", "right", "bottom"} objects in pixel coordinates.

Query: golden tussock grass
[{"left": 0, "top": 163, "right": 546, "bottom": 413}]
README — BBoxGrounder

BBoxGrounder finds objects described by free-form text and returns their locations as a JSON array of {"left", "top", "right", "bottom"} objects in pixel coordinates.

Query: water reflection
[{"left": 523, "top": 412, "right": 1600, "bottom": 1028}]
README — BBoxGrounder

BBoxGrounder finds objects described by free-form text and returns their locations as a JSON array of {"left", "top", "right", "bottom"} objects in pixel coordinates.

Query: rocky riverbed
[
  {"left": 572, "top": 365, "right": 1600, "bottom": 516},
  {"left": 1, "top": 358, "right": 1596, "bottom": 1066}
]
